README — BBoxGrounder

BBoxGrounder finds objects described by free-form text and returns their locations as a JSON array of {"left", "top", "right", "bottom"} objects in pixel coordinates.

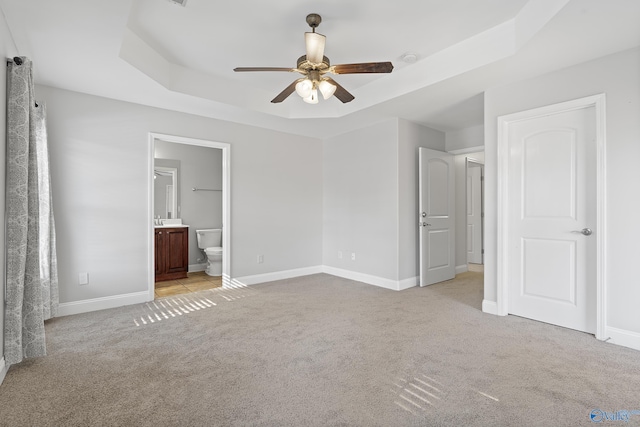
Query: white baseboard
[
  {"left": 0, "top": 357, "right": 7, "bottom": 386},
  {"left": 57, "top": 291, "right": 150, "bottom": 317},
  {"left": 189, "top": 263, "right": 207, "bottom": 273},
  {"left": 455, "top": 264, "right": 468, "bottom": 274},
  {"left": 233, "top": 266, "right": 324, "bottom": 287},
  {"left": 322, "top": 266, "right": 411, "bottom": 291},
  {"left": 482, "top": 299, "right": 498, "bottom": 315},
  {"left": 604, "top": 326, "right": 640, "bottom": 351},
  {"left": 234, "top": 265, "right": 418, "bottom": 292},
  {"left": 54, "top": 266, "right": 416, "bottom": 317},
  {"left": 398, "top": 276, "right": 418, "bottom": 290}
]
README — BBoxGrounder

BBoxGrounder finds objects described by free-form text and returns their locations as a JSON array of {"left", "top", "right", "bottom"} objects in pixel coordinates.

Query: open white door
[{"left": 419, "top": 147, "right": 455, "bottom": 286}]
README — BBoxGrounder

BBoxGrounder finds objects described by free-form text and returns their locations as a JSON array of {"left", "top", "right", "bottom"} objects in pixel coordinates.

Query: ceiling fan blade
[
  {"left": 324, "top": 78, "right": 354, "bottom": 103},
  {"left": 332, "top": 62, "right": 394, "bottom": 74},
  {"left": 234, "top": 67, "right": 295, "bottom": 72},
  {"left": 271, "top": 79, "right": 301, "bottom": 103},
  {"left": 305, "top": 32, "right": 326, "bottom": 64}
]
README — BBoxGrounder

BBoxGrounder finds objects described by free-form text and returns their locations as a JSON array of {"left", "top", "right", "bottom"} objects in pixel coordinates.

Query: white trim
[
  {"left": 594, "top": 96, "right": 608, "bottom": 342},
  {"left": 447, "top": 145, "right": 485, "bottom": 155},
  {"left": 455, "top": 264, "right": 468, "bottom": 274},
  {"left": 234, "top": 266, "right": 419, "bottom": 291},
  {"left": 53, "top": 267, "right": 414, "bottom": 317},
  {"left": 322, "top": 266, "right": 406, "bottom": 291},
  {"left": 0, "top": 357, "right": 7, "bottom": 385},
  {"left": 398, "top": 276, "right": 418, "bottom": 290},
  {"left": 233, "top": 266, "right": 324, "bottom": 287},
  {"left": 148, "top": 133, "right": 231, "bottom": 301},
  {"left": 57, "top": 291, "right": 149, "bottom": 317},
  {"left": 482, "top": 299, "right": 498, "bottom": 315},
  {"left": 147, "top": 136, "right": 155, "bottom": 301},
  {"left": 496, "top": 94, "right": 607, "bottom": 336},
  {"left": 605, "top": 327, "right": 640, "bottom": 352}
]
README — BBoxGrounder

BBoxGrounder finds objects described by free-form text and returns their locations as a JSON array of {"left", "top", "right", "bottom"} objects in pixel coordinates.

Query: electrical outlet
[
  {"left": 351, "top": 252, "right": 356, "bottom": 261},
  {"left": 79, "top": 272, "right": 89, "bottom": 286},
  {"left": 257, "top": 255, "right": 264, "bottom": 264}
]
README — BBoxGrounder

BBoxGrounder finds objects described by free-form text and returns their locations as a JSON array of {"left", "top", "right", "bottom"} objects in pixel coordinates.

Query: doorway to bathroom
[{"left": 147, "top": 133, "right": 231, "bottom": 300}]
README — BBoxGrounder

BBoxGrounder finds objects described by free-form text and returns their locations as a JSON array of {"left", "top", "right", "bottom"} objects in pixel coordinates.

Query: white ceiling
[{"left": 2, "top": 0, "right": 639, "bottom": 138}]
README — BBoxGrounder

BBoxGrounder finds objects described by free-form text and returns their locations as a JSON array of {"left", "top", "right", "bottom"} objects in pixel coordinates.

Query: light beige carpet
[{"left": 1, "top": 272, "right": 639, "bottom": 426}]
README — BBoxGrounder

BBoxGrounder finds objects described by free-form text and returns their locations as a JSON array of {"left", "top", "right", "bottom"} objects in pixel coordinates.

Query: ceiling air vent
[{"left": 168, "top": 0, "right": 187, "bottom": 6}]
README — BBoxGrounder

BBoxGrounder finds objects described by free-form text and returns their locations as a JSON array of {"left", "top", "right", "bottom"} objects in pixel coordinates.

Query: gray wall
[
  {"left": 323, "top": 118, "right": 445, "bottom": 283},
  {"left": 155, "top": 141, "right": 223, "bottom": 267},
  {"left": 323, "top": 119, "right": 399, "bottom": 280},
  {"left": 446, "top": 124, "right": 484, "bottom": 152},
  {"left": 38, "top": 84, "right": 323, "bottom": 304},
  {"left": 484, "top": 47, "right": 640, "bottom": 335}
]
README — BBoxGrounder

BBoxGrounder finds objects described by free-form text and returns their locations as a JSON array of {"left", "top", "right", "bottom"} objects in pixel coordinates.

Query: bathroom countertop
[{"left": 154, "top": 224, "right": 189, "bottom": 228}]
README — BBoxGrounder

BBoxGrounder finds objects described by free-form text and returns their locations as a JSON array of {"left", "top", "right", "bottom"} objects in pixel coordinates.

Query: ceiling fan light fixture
[
  {"left": 295, "top": 79, "right": 313, "bottom": 98},
  {"left": 318, "top": 79, "right": 336, "bottom": 100},
  {"left": 303, "top": 89, "right": 319, "bottom": 104},
  {"left": 305, "top": 32, "right": 326, "bottom": 64}
]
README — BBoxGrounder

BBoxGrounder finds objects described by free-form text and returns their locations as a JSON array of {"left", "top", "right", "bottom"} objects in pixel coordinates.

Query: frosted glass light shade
[
  {"left": 305, "top": 32, "right": 326, "bottom": 64},
  {"left": 318, "top": 80, "right": 336, "bottom": 99},
  {"left": 295, "top": 79, "right": 313, "bottom": 98},
  {"left": 303, "top": 89, "right": 318, "bottom": 104}
]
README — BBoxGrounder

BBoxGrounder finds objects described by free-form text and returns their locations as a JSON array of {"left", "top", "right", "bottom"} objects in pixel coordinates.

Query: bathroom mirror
[{"left": 154, "top": 158, "right": 181, "bottom": 219}]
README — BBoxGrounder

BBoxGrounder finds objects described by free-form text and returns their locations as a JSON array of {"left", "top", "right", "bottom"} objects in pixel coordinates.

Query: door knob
[{"left": 573, "top": 228, "right": 593, "bottom": 236}]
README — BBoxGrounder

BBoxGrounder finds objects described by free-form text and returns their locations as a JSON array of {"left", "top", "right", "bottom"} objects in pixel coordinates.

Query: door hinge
[{"left": 482, "top": 249, "right": 485, "bottom": 254}]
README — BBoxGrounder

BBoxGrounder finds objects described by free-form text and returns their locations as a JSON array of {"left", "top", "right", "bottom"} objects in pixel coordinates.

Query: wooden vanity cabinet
[{"left": 155, "top": 227, "right": 189, "bottom": 282}]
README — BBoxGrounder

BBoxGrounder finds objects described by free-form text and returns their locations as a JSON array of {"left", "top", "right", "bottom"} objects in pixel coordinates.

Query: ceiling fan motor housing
[{"left": 297, "top": 55, "right": 330, "bottom": 72}]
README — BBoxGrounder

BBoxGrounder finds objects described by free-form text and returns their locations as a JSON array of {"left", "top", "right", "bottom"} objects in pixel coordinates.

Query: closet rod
[{"left": 192, "top": 187, "right": 221, "bottom": 192}]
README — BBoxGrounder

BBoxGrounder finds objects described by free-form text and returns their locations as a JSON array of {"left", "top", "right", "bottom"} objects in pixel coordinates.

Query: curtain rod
[{"left": 6, "top": 56, "right": 23, "bottom": 65}]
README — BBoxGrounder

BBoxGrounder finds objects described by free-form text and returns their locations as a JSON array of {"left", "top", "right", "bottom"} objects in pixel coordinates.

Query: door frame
[
  {"left": 147, "top": 133, "right": 231, "bottom": 301},
  {"left": 465, "top": 157, "right": 484, "bottom": 266},
  {"left": 496, "top": 94, "right": 606, "bottom": 340}
]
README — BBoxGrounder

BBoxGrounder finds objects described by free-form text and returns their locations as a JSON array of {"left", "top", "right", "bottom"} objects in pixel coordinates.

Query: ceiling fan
[{"left": 233, "top": 13, "right": 394, "bottom": 104}]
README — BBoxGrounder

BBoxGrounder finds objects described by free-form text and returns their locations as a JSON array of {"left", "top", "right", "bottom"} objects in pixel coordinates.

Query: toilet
[{"left": 195, "top": 228, "right": 223, "bottom": 276}]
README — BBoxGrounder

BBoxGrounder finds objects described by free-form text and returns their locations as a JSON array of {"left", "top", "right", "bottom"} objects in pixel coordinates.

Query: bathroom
[{"left": 154, "top": 138, "right": 224, "bottom": 297}]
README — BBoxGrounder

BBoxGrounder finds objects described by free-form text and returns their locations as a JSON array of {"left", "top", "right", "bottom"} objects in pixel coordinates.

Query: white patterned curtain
[{"left": 5, "top": 57, "right": 59, "bottom": 366}]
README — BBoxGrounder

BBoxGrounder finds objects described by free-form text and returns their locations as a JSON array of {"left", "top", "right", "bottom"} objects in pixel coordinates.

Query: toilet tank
[{"left": 195, "top": 229, "right": 222, "bottom": 249}]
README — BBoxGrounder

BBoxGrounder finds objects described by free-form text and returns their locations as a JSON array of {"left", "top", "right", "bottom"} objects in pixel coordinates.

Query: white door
[
  {"left": 507, "top": 106, "right": 596, "bottom": 333},
  {"left": 466, "top": 163, "right": 483, "bottom": 264},
  {"left": 419, "top": 147, "right": 455, "bottom": 286}
]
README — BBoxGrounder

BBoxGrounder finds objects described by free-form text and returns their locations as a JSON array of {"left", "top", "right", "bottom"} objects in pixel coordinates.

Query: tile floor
[{"left": 154, "top": 271, "right": 222, "bottom": 298}]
